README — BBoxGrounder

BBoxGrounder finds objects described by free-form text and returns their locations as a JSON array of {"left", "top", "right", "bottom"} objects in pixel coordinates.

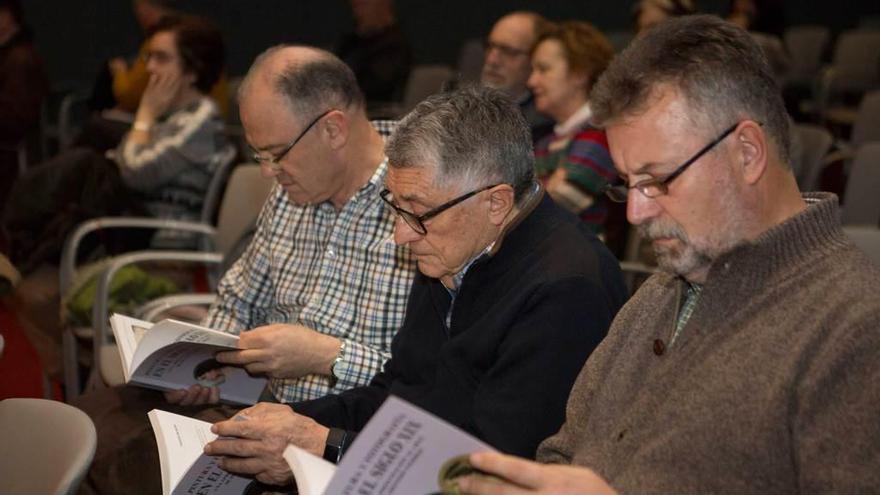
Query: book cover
[{"left": 112, "top": 313, "right": 266, "bottom": 405}]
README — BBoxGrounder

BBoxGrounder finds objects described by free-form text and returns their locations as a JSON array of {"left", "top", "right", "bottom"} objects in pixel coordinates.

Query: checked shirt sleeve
[
  {"left": 330, "top": 337, "right": 391, "bottom": 392},
  {"left": 203, "top": 185, "right": 282, "bottom": 334}
]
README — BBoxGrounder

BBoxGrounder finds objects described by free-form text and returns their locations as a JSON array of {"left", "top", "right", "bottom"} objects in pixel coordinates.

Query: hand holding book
[
  {"left": 452, "top": 452, "right": 617, "bottom": 495},
  {"left": 214, "top": 323, "right": 341, "bottom": 380},
  {"left": 205, "top": 402, "right": 329, "bottom": 486}
]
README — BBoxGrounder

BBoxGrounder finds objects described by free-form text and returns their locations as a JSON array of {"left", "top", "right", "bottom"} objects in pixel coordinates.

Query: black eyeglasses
[
  {"left": 603, "top": 122, "right": 741, "bottom": 203},
  {"left": 250, "top": 109, "right": 335, "bottom": 170},
  {"left": 379, "top": 184, "right": 501, "bottom": 235}
]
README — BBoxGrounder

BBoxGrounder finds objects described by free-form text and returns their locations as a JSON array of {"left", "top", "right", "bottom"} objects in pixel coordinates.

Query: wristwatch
[
  {"left": 323, "top": 427, "right": 347, "bottom": 464},
  {"left": 329, "top": 340, "right": 347, "bottom": 386}
]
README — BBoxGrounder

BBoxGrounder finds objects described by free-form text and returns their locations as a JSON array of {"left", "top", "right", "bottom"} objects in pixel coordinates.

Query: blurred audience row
[{"left": 2, "top": 0, "right": 879, "bottom": 277}]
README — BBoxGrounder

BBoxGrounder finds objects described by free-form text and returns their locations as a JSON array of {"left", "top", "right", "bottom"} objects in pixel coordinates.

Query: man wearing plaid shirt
[
  {"left": 169, "top": 46, "right": 416, "bottom": 405},
  {"left": 74, "top": 46, "right": 416, "bottom": 495}
]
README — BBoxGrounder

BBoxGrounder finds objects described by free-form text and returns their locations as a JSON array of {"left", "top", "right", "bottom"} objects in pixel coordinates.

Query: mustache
[{"left": 637, "top": 220, "right": 688, "bottom": 243}]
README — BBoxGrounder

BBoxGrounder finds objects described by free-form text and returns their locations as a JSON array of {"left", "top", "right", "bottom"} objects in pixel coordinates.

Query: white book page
[
  {"left": 110, "top": 313, "right": 153, "bottom": 380},
  {"left": 283, "top": 444, "right": 337, "bottom": 495},
  {"left": 148, "top": 409, "right": 252, "bottom": 495},
  {"left": 324, "top": 396, "right": 497, "bottom": 495},
  {"left": 131, "top": 318, "right": 239, "bottom": 372}
]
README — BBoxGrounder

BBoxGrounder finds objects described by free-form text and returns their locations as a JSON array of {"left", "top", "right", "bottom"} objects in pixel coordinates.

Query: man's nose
[
  {"left": 626, "top": 189, "right": 661, "bottom": 226},
  {"left": 259, "top": 161, "right": 280, "bottom": 179},
  {"left": 484, "top": 47, "right": 501, "bottom": 66},
  {"left": 392, "top": 216, "right": 422, "bottom": 245}
]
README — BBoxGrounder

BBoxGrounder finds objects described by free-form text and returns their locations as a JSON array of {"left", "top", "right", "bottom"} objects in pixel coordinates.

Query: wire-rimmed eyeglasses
[
  {"left": 249, "top": 109, "right": 335, "bottom": 170},
  {"left": 379, "top": 184, "right": 501, "bottom": 235},
  {"left": 602, "top": 122, "right": 741, "bottom": 203}
]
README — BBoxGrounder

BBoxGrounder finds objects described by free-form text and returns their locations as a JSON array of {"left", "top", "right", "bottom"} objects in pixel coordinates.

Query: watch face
[{"left": 324, "top": 428, "right": 347, "bottom": 463}]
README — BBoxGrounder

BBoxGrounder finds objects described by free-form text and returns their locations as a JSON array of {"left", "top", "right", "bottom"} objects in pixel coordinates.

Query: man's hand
[
  {"left": 164, "top": 384, "right": 220, "bottom": 406},
  {"left": 205, "top": 403, "right": 330, "bottom": 486},
  {"left": 456, "top": 452, "right": 618, "bottom": 495},
  {"left": 215, "top": 324, "right": 341, "bottom": 380}
]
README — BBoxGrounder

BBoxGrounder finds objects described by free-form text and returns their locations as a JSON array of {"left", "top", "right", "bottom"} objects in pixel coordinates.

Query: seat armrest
[
  {"left": 60, "top": 217, "right": 218, "bottom": 295},
  {"left": 137, "top": 293, "right": 218, "bottom": 322},
  {"left": 90, "top": 250, "right": 223, "bottom": 361}
]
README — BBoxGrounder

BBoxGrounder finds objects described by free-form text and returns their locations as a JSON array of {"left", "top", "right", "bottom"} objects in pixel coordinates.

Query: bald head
[
  {"left": 481, "top": 11, "right": 544, "bottom": 97},
  {"left": 239, "top": 45, "right": 365, "bottom": 126}
]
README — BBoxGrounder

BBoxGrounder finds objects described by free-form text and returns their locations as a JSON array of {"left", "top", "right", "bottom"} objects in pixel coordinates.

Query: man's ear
[
  {"left": 736, "top": 120, "right": 768, "bottom": 185},
  {"left": 322, "top": 111, "right": 349, "bottom": 150},
  {"left": 487, "top": 184, "right": 516, "bottom": 226}
]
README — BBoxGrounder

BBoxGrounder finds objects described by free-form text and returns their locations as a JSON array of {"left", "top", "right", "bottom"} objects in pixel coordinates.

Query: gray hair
[
  {"left": 239, "top": 45, "right": 365, "bottom": 123},
  {"left": 591, "top": 15, "right": 791, "bottom": 167},
  {"left": 385, "top": 85, "right": 535, "bottom": 201}
]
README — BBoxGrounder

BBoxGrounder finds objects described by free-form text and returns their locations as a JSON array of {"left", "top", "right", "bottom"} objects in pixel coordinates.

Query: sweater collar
[
  {"left": 704, "top": 192, "right": 846, "bottom": 289},
  {"left": 447, "top": 181, "right": 546, "bottom": 287},
  {"left": 553, "top": 102, "right": 593, "bottom": 136}
]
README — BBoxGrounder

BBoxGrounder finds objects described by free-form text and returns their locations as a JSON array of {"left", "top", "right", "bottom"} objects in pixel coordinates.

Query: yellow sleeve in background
[
  {"left": 112, "top": 41, "right": 150, "bottom": 113},
  {"left": 209, "top": 75, "right": 229, "bottom": 118}
]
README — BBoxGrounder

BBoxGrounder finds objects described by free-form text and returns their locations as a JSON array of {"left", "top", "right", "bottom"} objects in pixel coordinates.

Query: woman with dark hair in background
[
  {"left": 3, "top": 14, "right": 233, "bottom": 273},
  {"left": 81, "top": 0, "right": 229, "bottom": 151},
  {"left": 527, "top": 21, "right": 618, "bottom": 238}
]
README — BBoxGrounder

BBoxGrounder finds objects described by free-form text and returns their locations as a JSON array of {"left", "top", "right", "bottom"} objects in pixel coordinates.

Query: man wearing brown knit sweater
[{"left": 456, "top": 15, "right": 880, "bottom": 495}]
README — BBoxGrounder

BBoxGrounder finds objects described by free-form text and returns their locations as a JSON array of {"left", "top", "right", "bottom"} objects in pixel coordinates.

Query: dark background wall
[{"left": 21, "top": 0, "right": 880, "bottom": 89}]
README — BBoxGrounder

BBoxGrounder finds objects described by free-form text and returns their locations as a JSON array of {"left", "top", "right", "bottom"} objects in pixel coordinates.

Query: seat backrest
[
  {"left": 829, "top": 29, "right": 880, "bottom": 92},
  {"left": 851, "top": 90, "right": 880, "bottom": 149},
  {"left": 751, "top": 32, "right": 789, "bottom": 83},
  {"left": 199, "top": 144, "right": 240, "bottom": 227},
  {"left": 0, "top": 398, "right": 97, "bottom": 495},
  {"left": 842, "top": 142, "right": 880, "bottom": 226},
  {"left": 214, "top": 164, "right": 275, "bottom": 258},
  {"left": 843, "top": 225, "right": 880, "bottom": 266},
  {"left": 402, "top": 65, "right": 454, "bottom": 112},
  {"left": 783, "top": 25, "right": 830, "bottom": 83},
  {"left": 791, "top": 123, "right": 833, "bottom": 191}
]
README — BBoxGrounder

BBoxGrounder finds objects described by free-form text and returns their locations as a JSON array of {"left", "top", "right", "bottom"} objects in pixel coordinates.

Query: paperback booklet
[
  {"left": 283, "top": 395, "right": 498, "bottom": 495},
  {"left": 148, "top": 409, "right": 252, "bottom": 495},
  {"left": 111, "top": 313, "right": 266, "bottom": 405}
]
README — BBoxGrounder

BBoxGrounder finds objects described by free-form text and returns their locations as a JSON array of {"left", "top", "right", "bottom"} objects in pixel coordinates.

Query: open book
[
  {"left": 148, "top": 409, "right": 253, "bottom": 495},
  {"left": 148, "top": 397, "right": 497, "bottom": 495},
  {"left": 284, "top": 396, "right": 497, "bottom": 495},
  {"left": 111, "top": 313, "right": 266, "bottom": 405}
]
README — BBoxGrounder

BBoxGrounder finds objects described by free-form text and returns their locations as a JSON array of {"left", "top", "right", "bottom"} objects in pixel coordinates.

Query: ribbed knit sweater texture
[{"left": 538, "top": 193, "right": 880, "bottom": 494}]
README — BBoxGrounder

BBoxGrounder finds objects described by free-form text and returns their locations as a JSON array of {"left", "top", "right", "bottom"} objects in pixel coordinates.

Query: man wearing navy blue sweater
[{"left": 206, "top": 85, "right": 627, "bottom": 487}]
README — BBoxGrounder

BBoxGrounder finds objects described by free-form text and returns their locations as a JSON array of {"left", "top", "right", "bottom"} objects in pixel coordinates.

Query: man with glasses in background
[
  {"left": 75, "top": 45, "right": 417, "bottom": 495},
  {"left": 481, "top": 11, "right": 553, "bottom": 143},
  {"left": 202, "top": 85, "right": 627, "bottom": 488},
  {"left": 454, "top": 15, "right": 880, "bottom": 495}
]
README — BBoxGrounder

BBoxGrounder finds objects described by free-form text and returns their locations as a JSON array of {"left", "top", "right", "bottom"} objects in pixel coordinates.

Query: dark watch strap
[{"left": 323, "top": 427, "right": 347, "bottom": 464}]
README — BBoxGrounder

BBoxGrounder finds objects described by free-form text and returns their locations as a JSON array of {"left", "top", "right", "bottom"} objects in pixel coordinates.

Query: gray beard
[{"left": 637, "top": 220, "right": 714, "bottom": 277}]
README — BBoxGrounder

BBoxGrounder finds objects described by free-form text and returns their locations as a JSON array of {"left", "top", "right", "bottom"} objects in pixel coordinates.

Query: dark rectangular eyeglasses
[
  {"left": 379, "top": 184, "right": 500, "bottom": 235},
  {"left": 603, "top": 122, "right": 740, "bottom": 203},
  {"left": 249, "top": 109, "right": 335, "bottom": 170}
]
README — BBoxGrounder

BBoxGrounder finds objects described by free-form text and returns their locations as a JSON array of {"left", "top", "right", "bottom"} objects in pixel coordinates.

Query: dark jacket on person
[{"left": 294, "top": 190, "right": 628, "bottom": 458}]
